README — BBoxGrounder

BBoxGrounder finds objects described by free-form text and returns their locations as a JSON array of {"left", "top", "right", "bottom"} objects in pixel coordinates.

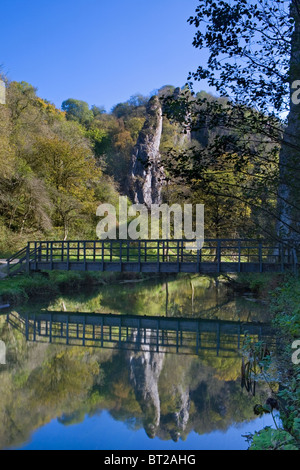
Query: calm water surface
[{"left": 0, "top": 274, "right": 276, "bottom": 450}]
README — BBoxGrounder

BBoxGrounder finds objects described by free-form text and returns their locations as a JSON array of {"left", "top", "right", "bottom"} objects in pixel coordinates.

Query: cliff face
[
  {"left": 128, "top": 328, "right": 191, "bottom": 441},
  {"left": 129, "top": 330, "right": 165, "bottom": 438},
  {"left": 166, "top": 386, "right": 191, "bottom": 442},
  {"left": 130, "top": 95, "right": 164, "bottom": 208}
]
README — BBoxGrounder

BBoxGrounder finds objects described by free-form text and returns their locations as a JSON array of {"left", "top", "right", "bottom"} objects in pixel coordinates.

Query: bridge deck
[{"left": 6, "top": 239, "right": 299, "bottom": 275}]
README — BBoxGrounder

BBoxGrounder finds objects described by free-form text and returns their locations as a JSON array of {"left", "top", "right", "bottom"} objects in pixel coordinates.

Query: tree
[
  {"left": 32, "top": 136, "right": 102, "bottom": 239},
  {"left": 91, "top": 104, "right": 106, "bottom": 118},
  {"left": 0, "top": 77, "right": 123, "bottom": 253},
  {"left": 165, "top": 0, "right": 300, "bottom": 241},
  {"left": 111, "top": 94, "right": 147, "bottom": 119},
  {"left": 62, "top": 98, "right": 94, "bottom": 126}
]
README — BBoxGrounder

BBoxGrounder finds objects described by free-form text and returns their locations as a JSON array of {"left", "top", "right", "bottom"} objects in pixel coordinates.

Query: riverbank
[
  {"left": 0, "top": 269, "right": 284, "bottom": 308},
  {"left": 235, "top": 273, "right": 300, "bottom": 450},
  {"left": 0, "top": 270, "right": 233, "bottom": 307},
  {"left": 0, "top": 271, "right": 159, "bottom": 305},
  {"left": 198, "top": 272, "right": 300, "bottom": 450}
]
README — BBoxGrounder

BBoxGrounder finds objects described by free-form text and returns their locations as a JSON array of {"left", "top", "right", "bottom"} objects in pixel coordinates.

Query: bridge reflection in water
[{"left": 6, "top": 311, "right": 275, "bottom": 357}]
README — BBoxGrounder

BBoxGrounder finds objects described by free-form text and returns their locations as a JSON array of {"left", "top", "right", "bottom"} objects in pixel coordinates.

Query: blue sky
[
  {"left": 11, "top": 411, "right": 276, "bottom": 451},
  {"left": 0, "top": 0, "right": 213, "bottom": 112}
]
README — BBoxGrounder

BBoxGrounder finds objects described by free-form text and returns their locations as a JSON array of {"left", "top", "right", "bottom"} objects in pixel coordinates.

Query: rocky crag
[
  {"left": 130, "top": 95, "right": 164, "bottom": 208},
  {"left": 128, "top": 328, "right": 191, "bottom": 441}
]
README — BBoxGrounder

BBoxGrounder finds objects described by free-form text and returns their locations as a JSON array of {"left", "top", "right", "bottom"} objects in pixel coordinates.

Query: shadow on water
[{"left": 0, "top": 275, "right": 277, "bottom": 449}]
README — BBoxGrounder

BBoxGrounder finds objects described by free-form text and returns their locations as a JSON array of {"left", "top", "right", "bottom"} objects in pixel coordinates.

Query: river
[{"left": 0, "top": 274, "right": 277, "bottom": 450}]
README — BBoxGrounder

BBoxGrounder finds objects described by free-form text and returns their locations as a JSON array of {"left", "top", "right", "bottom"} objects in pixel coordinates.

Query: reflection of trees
[
  {"left": 44, "top": 275, "right": 269, "bottom": 324},
  {"left": 27, "top": 351, "right": 98, "bottom": 406},
  {"left": 0, "top": 316, "right": 270, "bottom": 449}
]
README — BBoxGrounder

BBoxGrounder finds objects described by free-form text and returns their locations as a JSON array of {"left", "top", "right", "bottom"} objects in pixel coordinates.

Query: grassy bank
[
  {"left": 0, "top": 270, "right": 150, "bottom": 305},
  {"left": 223, "top": 272, "right": 286, "bottom": 297},
  {"left": 217, "top": 272, "right": 300, "bottom": 450}
]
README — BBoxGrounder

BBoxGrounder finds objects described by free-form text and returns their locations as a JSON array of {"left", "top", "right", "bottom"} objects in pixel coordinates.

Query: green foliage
[
  {"left": 61, "top": 98, "right": 94, "bottom": 126},
  {"left": 111, "top": 94, "right": 148, "bottom": 119},
  {"left": 249, "top": 427, "right": 299, "bottom": 451},
  {"left": 0, "top": 271, "right": 108, "bottom": 304},
  {"left": 2, "top": 75, "right": 277, "bottom": 247},
  {"left": 0, "top": 274, "right": 59, "bottom": 303},
  {"left": 242, "top": 275, "right": 300, "bottom": 450},
  {"left": 234, "top": 273, "right": 282, "bottom": 296},
  {"left": 161, "top": 87, "right": 279, "bottom": 238},
  {"left": 0, "top": 79, "right": 121, "bottom": 248},
  {"left": 271, "top": 277, "right": 300, "bottom": 337}
]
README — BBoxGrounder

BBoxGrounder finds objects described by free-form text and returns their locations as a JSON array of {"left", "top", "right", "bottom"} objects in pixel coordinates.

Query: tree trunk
[{"left": 277, "top": 2, "right": 300, "bottom": 240}]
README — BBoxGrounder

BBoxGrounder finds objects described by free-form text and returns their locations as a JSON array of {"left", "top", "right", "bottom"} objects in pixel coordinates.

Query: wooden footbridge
[
  {"left": 5, "top": 310, "right": 275, "bottom": 357},
  {"left": 6, "top": 239, "right": 299, "bottom": 277}
]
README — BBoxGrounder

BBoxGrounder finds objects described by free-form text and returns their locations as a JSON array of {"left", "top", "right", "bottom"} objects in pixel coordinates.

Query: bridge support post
[
  {"left": 217, "top": 240, "right": 221, "bottom": 273},
  {"left": 259, "top": 243, "right": 263, "bottom": 273},
  {"left": 26, "top": 243, "right": 30, "bottom": 274}
]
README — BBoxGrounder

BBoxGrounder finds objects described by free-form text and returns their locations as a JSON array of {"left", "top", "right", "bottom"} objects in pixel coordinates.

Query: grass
[
  {"left": 0, "top": 271, "right": 107, "bottom": 304},
  {"left": 0, "top": 270, "right": 157, "bottom": 305},
  {"left": 0, "top": 274, "right": 59, "bottom": 304}
]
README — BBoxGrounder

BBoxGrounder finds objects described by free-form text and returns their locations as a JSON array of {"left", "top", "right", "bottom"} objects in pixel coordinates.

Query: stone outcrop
[
  {"left": 128, "top": 327, "right": 191, "bottom": 441},
  {"left": 129, "top": 328, "right": 165, "bottom": 438},
  {"left": 130, "top": 95, "right": 164, "bottom": 208},
  {"left": 168, "top": 386, "right": 190, "bottom": 442}
]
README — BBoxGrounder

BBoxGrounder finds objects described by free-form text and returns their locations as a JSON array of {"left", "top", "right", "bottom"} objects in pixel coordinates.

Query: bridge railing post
[
  {"left": 217, "top": 240, "right": 221, "bottom": 273},
  {"left": 197, "top": 242, "right": 201, "bottom": 272},
  {"left": 138, "top": 240, "right": 141, "bottom": 271},
  {"left": 238, "top": 240, "right": 241, "bottom": 272},
  {"left": 38, "top": 243, "right": 42, "bottom": 263},
  {"left": 26, "top": 242, "right": 30, "bottom": 274},
  {"left": 119, "top": 240, "right": 123, "bottom": 271},
  {"left": 67, "top": 242, "right": 70, "bottom": 271},
  {"left": 157, "top": 240, "right": 160, "bottom": 272},
  {"left": 50, "top": 242, "right": 53, "bottom": 270},
  {"left": 61, "top": 241, "right": 64, "bottom": 262},
  {"left": 76, "top": 242, "right": 79, "bottom": 261},
  {"left": 83, "top": 241, "right": 87, "bottom": 271},
  {"left": 34, "top": 241, "right": 37, "bottom": 268},
  {"left": 259, "top": 243, "right": 263, "bottom": 273},
  {"left": 101, "top": 241, "right": 104, "bottom": 271}
]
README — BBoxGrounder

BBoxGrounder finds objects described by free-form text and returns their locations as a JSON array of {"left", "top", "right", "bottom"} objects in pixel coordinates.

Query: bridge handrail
[
  {"left": 6, "top": 246, "right": 39, "bottom": 276},
  {"left": 6, "top": 246, "right": 28, "bottom": 263},
  {"left": 6, "top": 238, "right": 300, "bottom": 276}
]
